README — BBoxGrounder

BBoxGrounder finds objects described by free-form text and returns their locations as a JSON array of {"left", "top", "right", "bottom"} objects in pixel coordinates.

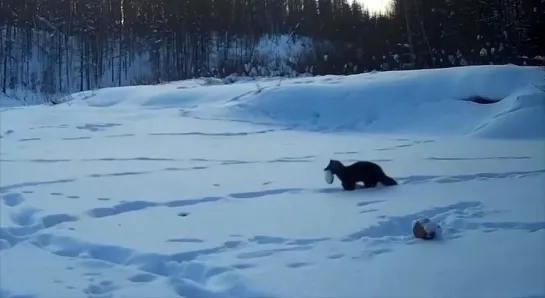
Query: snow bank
[
  {"left": 66, "top": 65, "right": 545, "bottom": 139},
  {"left": 219, "top": 65, "right": 544, "bottom": 138},
  {"left": 470, "top": 84, "right": 545, "bottom": 139}
]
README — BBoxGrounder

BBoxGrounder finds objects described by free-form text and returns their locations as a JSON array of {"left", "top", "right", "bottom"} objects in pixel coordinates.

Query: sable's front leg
[{"left": 342, "top": 181, "right": 356, "bottom": 191}]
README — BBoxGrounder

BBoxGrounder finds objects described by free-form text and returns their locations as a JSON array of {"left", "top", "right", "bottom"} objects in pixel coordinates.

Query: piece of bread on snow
[{"left": 413, "top": 218, "right": 439, "bottom": 240}]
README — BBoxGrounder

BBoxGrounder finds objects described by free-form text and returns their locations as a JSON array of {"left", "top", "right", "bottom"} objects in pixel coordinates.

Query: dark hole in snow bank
[{"left": 461, "top": 96, "right": 502, "bottom": 104}]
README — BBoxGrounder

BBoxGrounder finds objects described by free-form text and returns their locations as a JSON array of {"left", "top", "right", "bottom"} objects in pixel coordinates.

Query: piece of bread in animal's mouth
[{"left": 324, "top": 169, "right": 334, "bottom": 184}]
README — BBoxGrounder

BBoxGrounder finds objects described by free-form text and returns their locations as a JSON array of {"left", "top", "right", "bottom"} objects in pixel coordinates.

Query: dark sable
[{"left": 324, "top": 159, "right": 398, "bottom": 191}]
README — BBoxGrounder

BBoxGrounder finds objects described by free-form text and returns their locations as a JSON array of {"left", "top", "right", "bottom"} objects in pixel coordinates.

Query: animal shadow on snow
[{"left": 315, "top": 183, "right": 392, "bottom": 194}]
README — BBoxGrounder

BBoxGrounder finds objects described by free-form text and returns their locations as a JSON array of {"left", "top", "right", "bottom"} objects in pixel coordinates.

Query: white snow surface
[{"left": 1, "top": 65, "right": 545, "bottom": 298}]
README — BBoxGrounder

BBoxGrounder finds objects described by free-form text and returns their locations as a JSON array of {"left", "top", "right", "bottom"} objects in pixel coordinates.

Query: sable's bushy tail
[{"left": 381, "top": 175, "right": 398, "bottom": 186}]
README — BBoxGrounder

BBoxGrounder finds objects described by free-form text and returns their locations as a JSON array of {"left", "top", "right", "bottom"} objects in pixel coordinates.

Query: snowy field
[{"left": 1, "top": 65, "right": 545, "bottom": 298}]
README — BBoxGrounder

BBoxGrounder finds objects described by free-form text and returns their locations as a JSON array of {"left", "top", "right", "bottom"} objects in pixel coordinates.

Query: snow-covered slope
[
  {"left": 64, "top": 64, "right": 545, "bottom": 139},
  {"left": 1, "top": 65, "right": 544, "bottom": 298}
]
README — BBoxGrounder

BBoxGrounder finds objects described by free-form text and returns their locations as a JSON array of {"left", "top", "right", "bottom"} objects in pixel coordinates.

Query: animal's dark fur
[{"left": 324, "top": 159, "right": 398, "bottom": 191}]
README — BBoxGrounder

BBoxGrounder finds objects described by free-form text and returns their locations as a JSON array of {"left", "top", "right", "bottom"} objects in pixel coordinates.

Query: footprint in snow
[
  {"left": 286, "top": 262, "right": 312, "bottom": 268},
  {"left": 83, "top": 280, "right": 118, "bottom": 295},
  {"left": 2, "top": 192, "right": 25, "bottom": 207}
]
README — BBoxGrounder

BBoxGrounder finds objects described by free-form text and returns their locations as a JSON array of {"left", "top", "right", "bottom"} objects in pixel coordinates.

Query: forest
[{"left": 1, "top": 0, "right": 544, "bottom": 100}]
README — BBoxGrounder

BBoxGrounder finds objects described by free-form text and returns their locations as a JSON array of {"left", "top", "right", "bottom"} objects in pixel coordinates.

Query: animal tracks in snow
[
  {"left": 3, "top": 180, "right": 543, "bottom": 265},
  {"left": 395, "top": 169, "right": 545, "bottom": 185},
  {"left": 2, "top": 118, "right": 544, "bottom": 297},
  {"left": 4, "top": 166, "right": 538, "bottom": 236},
  {"left": 1, "top": 166, "right": 544, "bottom": 252},
  {"left": 1, "top": 192, "right": 25, "bottom": 207},
  {"left": 2, "top": 166, "right": 543, "bottom": 197},
  {"left": 22, "top": 233, "right": 260, "bottom": 297},
  {"left": 2, "top": 177, "right": 544, "bottom": 298},
  {"left": 76, "top": 123, "right": 122, "bottom": 132}
]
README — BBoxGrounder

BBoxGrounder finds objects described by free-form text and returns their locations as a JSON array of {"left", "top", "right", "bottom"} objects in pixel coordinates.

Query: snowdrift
[{"left": 66, "top": 65, "right": 545, "bottom": 139}]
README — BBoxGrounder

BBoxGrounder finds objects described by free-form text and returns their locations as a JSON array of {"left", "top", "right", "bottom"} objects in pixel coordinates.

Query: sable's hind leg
[
  {"left": 342, "top": 181, "right": 356, "bottom": 191},
  {"left": 363, "top": 180, "right": 378, "bottom": 188}
]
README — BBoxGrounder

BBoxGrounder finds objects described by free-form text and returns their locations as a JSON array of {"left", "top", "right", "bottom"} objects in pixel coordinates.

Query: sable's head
[{"left": 324, "top": 159, "right": 343, "bottom": 174}]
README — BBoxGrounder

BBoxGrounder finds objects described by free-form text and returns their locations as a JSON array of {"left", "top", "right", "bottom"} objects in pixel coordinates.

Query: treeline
[{"left": 1, "top": 0, "right": 544, "bottom": 99}]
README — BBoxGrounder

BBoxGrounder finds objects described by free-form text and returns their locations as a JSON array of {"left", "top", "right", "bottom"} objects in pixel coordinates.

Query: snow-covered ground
[{"left": 1, "top": 65, "right": 544, "bottom": 298}]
